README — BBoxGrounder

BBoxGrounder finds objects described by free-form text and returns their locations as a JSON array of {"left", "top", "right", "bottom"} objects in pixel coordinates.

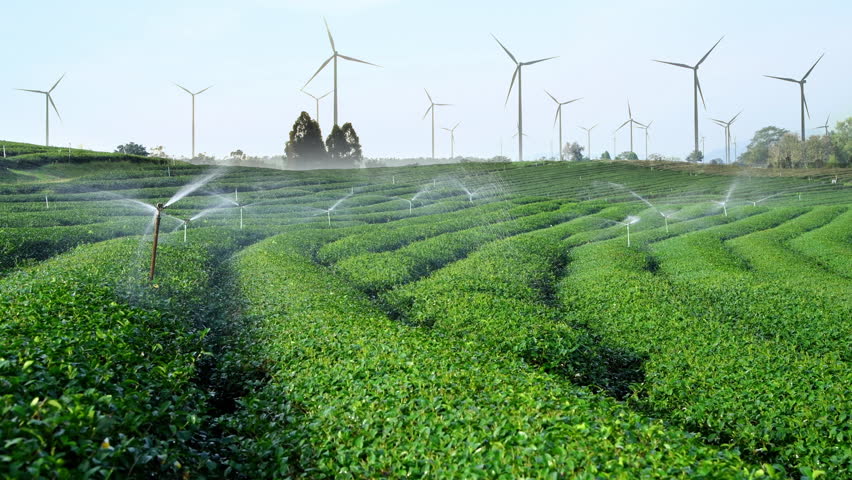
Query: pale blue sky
[{"left": 3, "top": 0, "right": 850, "bottom": 160}]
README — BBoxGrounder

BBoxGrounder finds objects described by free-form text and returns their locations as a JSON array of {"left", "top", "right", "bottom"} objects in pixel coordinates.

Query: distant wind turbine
[
  {"left": 711, "top": 111, "right": 742, "bottom": 164},
  {"left": 302, "top": 89, "right": 333, "bottom": 124},
  {"left": 493, "top": 34, "right": 557, "bottom": 162},
  {"left": 303, "top": 18, "right": 380, "bottom": 127},
  {"left": 638, "top": 120, "right": 653, "bottom": 160},
  {"left": 615, "top": 101, "right": 645, "bottom": 154},
  {"left": 654, "top": 36, "right": 724, "bottom": 155},
  {"left": 442, "top": 122, "right": 461, "bottom": 159},
  {"left": 813, "top": 114, "right": 831, "bottom": 136},
  {"left": 175, "top": 83, "right": 213, "bottom": 159},
  {"left": 765, "top": 53, "right": 824, "bottom": 141},
  {"left": 422, "top": 89, "right": 451, "bottom": 160},
  {"left": 579, "top": 124, "right": 597, "bottom": 160},
  {"left": 545, "top": 91, "right": 581, "bottom": 161},
  {"left": 16, "top": 74, "right": 65, "bottom": 146}
]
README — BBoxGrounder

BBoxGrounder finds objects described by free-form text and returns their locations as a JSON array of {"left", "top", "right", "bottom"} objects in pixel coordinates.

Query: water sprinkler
[
  {"left": 713, "top": 201, "right": 728, "bottom": 217},
  {"left": 235, "top": 188, "right": 239, "bottom": 203},
  {"left": 44, "top": 195, "right": 49, "bottom": 209},
  {"left": 392, "top": 175, "right": 395, "bottom": 185},
  {"left": 326, "top": 209, "right": 331, "bottom": 226},
  {"left": 240, "top": 206, "right": 244, "bottom": 229},
  {"left": 798, "top": 192, "right": 802, "bottom": 201},
  {"left": 167, "top": 166, "right": 171, "bottom": 177},
  {"left": 183, "top": 220, "right": 188, "bottom": 243},
  {"left": 149, "top": 203, "right": 165, "bottom": 281}
]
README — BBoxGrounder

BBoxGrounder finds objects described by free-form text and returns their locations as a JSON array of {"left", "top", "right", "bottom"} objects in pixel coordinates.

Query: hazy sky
[{"left": 3, "top": 0, "right": 851, "bottom": 161}]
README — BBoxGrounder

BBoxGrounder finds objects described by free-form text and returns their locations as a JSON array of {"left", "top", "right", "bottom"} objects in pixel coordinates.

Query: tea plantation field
[{"left": 1, "top": 144, "right": 850, "bottom": 478}]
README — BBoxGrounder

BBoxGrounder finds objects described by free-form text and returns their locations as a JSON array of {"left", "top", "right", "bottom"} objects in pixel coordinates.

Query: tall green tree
[
  {"left": 286, "top": 112, "right": 326, "bottom": 169},
  {"left": 326, "top": 122, "right": 362, "bottom": 168},
  {"left": 739, "top": 126, "right": 788, "bottom": 166},
  {"left": 600, "top": 151, "right": 611, "bottom": 160},
  {"left": 616, "top": 151, "right": 639, "bottom": 161},
  {"left": 685, "top": 150, "right": 703, "bottom": 163}
]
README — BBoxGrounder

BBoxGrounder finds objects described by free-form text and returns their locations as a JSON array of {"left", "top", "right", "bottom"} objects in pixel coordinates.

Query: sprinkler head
[{"left": 156, "top": 202, "right": 165, "bottom": 211}]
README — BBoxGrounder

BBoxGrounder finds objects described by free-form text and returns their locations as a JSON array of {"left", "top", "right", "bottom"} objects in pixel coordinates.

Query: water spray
[{"left": 149, "top": 203, "right": 165, "bottom": 281}]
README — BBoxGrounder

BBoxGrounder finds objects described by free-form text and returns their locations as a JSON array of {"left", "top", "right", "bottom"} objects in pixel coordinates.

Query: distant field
[{"left": 1, "top": 144, "right": 850, "bottom": 478}]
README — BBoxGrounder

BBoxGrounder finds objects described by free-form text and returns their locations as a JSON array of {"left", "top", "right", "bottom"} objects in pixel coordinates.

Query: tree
[
  {"left": 286, "top": 112, "right": 326, "bottom": 169},
  {"left": 326, "top": 122, "right": 362, "bottom": 168},
  {"left": 616, "top": 151, "right": 639, "bottom": 160},
  {"left": 685, "top": 150, "right": 704, "bottom": 163},
  {"left": 148, "top": 145, "right": 169, "bottom": 159},
  {"left": 768, "top": 133, "right": 802, "bottom": 168},
  {"left": 804, "top": 135, "right": 833, "bottom": 168},
  {"left": 648, "top": 153, "right": 665, "bottom": 162},
  {"left": 600, "top": 151, "right": 611, "bottom": 160},
  {"left": 562, "top": 142, "right": 584, "bottom": 162},
  {"left": 739, "top": 126, "right": 789, "bottom": 166},
  {"left": 115, "top": 142, "right": 148, "bottom": 156},
  {"left": 229, "top": 149, "right": 246, "bottom": 161},
  {"left": 830, "top": 117, "right": 852, "bottom": 167}
]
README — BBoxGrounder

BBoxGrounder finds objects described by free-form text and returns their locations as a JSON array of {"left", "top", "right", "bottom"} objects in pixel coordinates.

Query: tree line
[{"left": 285, "top": 112, "right": 362, "bottom": 169}]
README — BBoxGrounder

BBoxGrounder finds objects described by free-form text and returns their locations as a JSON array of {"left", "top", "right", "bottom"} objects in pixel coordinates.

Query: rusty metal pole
[{"left": 149, "top": 203, "right": 164, "bottom": 281}]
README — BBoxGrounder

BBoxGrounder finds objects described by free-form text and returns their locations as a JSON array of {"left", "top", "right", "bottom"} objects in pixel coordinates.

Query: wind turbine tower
[
  {"left": 16, "top": 74, "right": 65, "bottom": 146},
  {"left": 493, "top": 34, "right": 557, "bottom": 162},
  {"left": 545, "top": 91, "right": 581, "bottom": 161},
  {"left": 422, "top": 89, "right": 451, "bottom": 160},
  {"left": 175, "top": 84, "right": 213, "bottom": 159},
  {"left": 765, "top": 54, "right": 824, "bottom": 141}
]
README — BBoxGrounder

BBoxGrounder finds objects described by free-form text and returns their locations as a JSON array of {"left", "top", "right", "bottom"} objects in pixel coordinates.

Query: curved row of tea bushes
[
  {"left": 333, "top": 202, "right": 597, "bottom": 293},
  {"left": 558, "top": 208, "right": 851, "bottom": 478},
  {"left": 652, "top": 207, "right": 852, "bottom": 359},
  {"left": 317, "top": 199, "right": 557, "bottom": 264},
  {"left": 0, "top": 229, "right": 254, "bottom": 478},
  {"left": 223, "top": 229, "right": 776, "bottom": 479},
  {"left": 726, "top": 205, "right": 850, "bottom": 301},
  {"left": 788, "top": 208, "right": 852, "bottom": 279}
]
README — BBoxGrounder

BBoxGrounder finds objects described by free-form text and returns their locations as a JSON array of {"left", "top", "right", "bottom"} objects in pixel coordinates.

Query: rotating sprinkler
[
  {"left": 713, "top": 200, "right": 728, "bottom": 217},
  {"left": 660, "top": 211, "right": 676, "bottom": 233},
  {"left": 149, "top": 203, "right": 165, "bottom": 281},
  {"left": 44, "top": 195, "right": 49, "bottom": 209}
]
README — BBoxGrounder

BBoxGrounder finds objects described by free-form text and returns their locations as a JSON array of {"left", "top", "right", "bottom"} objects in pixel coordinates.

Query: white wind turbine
[
  {"left": 174, "top": 83, "right": 213, "bottom": 159},
  {"left": 579, "top": 124, "right": 598, "bottom": 160},
  {"left": 16, "top": 74, "right": 65, "bottom": 146},
  {"left": 423, "top": 89, "right": 451, "bottom": 160},
  {"left": 302, "top": 89, "right": 333, "bottom": 124},
  {"left": 493, "top": 34, "right": 557, "bottom": 162},
  {"left": 545, "top": 91, "right": 581, "bottom": 161},
  {"left": 442, "top": 122, "right": 461, "bottom": 159},
  {"left": 303, "top": 18, "right": 380, "bottom": 127}
]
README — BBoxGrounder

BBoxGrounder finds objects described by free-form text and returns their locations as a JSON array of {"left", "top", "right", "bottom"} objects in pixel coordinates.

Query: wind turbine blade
[
  {"left": 47, "top": 94, "right": 61, "bottom": 121},
  {"left": 764, "top": 75, "right": 799, "bottom": 83},
  {"left": 802, "top": 53, "right": 824, "bottom": 80},
  {"left": 303, "top": 90, "right": 318, "bottom": 100},
  {"left": 337, "top": 54, "right": 381, "bottom": 67},
  {"left": 553, "top": 106, "right": 560, "bottom": 129},
  {"left": 646, "top": 120, "right": 653, "bottom": 128},
  {"left": 616, "top": 119, "right": 630, "bottom": 130},
  {"left": 696, "top": 76, "right": 707, "bottom": 109},
  {"left": 697, "top": 36, "right": 724, "bottom": 66},
  {"left": 49, "top": 73, "right": 66, "bottom": 93},
  {"left": 303, "top": 55, "right": 334, "bottom": 88},
  {"left": 505, "top": 66, "right": 519, "bottom": 106},
  {"left": 803, "top": 94, "right": 811, "bottom": 119},
  {"left": 441, "top": 127, "right": 451, "bottom": 132},
  {"left": 544, "top": 90, "right": 559, "bottom": 103},
  {"left": 424, "top": 88, "right": 433, "bottom": 103},
  {"left": 422, "top": 105, "right": 433, "bottom": 120},
  {"left": 653, "top": 59, "right": 693, "bottom": 69},
  {"left": 323, "top": 17, "right": 336, "bottom": 52},
  {"left": 578, "top": 127, "right": 588, "bottom": 132},
  {"left": 523, "top": 56, "right": 558, "bottom": 66},
  {"left": 195, "top": 85, "right": 213, "bottom": 95},
  {"left": 562, "top": 97, "right": 582, "bottom": 105},
  {"left": 434, "top": 103, "right": 452, "bottom": 106},
  {"left": 16, "top": 88, "right": 47, "bottom": 94},
  {"left": 633, "top": 120, "right": 646, "bottom": 128},
  {"left": 320, "top": 90, "right": 334, "bottom": 99},
  {"left": 174, "top": 83, "right": 193, "bottom": 95},
  {"left": 453, "top": 121, "right": 461, "bottom": 130},
  {"left": 491, "top": 34, "right": 518, "bottom": 64},
  {"left": 729, "top": 110, "right": 743, "bottom": 124},
  {"left": 590, "top": 124, "right": 597, "bottom": 130},
  {"left": 627, "top": 101, "right": 632, "bottom": 119},
  {"left": 711, "top": 119, "right": 727, "bottom": 127}
]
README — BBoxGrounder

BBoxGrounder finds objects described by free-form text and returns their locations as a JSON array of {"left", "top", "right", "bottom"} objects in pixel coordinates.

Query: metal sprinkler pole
[
  {"left": 183, "top": 222, "right": 187, "bottom": 243},
  {"left": 45, "top": 195, "right": 49, "bottom": 209},
  {"left": 240, "top": 207, "right": 244, "bottom": 229},
  {"left": 626, "top": 224, "right": 631, "bottom": 247},
  {"left": 664, "top": 216, "right": 668, "bottom": 233},
  {"left": 149, "top": 203, "right": 164, "bottom": 281}
]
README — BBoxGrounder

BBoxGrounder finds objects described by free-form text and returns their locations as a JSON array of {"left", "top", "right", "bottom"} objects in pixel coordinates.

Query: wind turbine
[
  {"left": 493, "top": 34, "right": 557, "bottom": 162},
  {"left": 16, "top": 74, "right": 65, "bottom": 146},
  {"left": 615, "top": 101, "right": 645, "bottom": 154},
  {"left": 545, "top": 91, "right": 581, "bottom": 161},
  {"left": 654, "top": 36, "right": 724, "bottom": 155},
  {"left": 442, "top": 122, "right": 461, "bottom": 159},
  {"left": 423, "top": 89, "right": 451, "bottom": 160},
  {"left": 711, "top": 111, "right": 742, "bottom": 164},
  {"left": 765, "top": 53, "right": 824, "bottom": 141},
  {"left": 304, "top": 18, "right": 380, "bottom": 127},
  {"left": 813, "top": 114, "right": 831, "bottom": 136},
  {"left": 175, "top": 83, "right": 213, "bottom": 159},
  {"left": 302, "top": 89, "right": 333, "bottom": 123},
  {"left": 638, "top": 120, "right": 653, "bottom": 160},
  {"left": 579, "top": 124, "right": 597, "bottom": 160}
]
